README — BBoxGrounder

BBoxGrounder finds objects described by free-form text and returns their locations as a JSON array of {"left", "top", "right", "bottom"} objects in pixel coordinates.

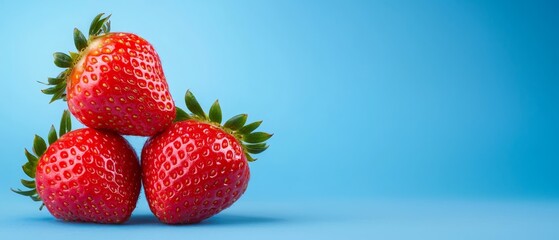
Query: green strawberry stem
[
  {"left": 12, "top": 111, "right": 72, "bottom": 210},
  {"left": 175, "top": 90, "right": 273, "bottom": 162},
  {"left": 40, "top": 13, "right": 111, "bottom": 103}
]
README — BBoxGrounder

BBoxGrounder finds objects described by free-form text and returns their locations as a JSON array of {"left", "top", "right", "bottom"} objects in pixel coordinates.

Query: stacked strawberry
[
  {"left": 42, "top": 13, "right": 175, "bottom": 136},
  {"left": 13, "top": 111, "right": 141, "bottom": 223},
  {"left": 13, "top": 13, "right": 272, "bottom": 224},
  {"left": 143, "top": 91, "right": 272, "bottom": 224}
]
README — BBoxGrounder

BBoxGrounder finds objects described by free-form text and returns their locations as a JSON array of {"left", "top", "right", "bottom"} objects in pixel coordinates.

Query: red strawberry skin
[
  {"left": 67, "top": 32, "right": 175, "bottom": 136},
  {"left": 142, "top": 120, "right": 250, "bottom": 224},
  {"left": 35, "top": 128, "right": 141, "bottom": 223}
]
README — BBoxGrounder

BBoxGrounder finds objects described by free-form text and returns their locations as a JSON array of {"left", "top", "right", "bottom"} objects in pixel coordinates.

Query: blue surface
[
  {"left": 1, "top": 0, "right": 558, "bottom": 239},
  {"left": 2, "top": 198, "right": 559, "bottom": 239}
]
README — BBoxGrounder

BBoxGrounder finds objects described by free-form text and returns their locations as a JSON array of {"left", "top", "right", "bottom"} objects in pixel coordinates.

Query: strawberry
[
  {"left": 141, "top": 90, "right": 272, "bottom": 224},
  {"left": 12, "top": 111, "right": 141, "bottom": 224},
  {"left": 41, "top": 13, "right": 175, "bottom": 136}
]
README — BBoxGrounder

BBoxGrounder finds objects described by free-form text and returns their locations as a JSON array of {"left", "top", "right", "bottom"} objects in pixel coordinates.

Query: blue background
[{"left": 1, "top": 0, "right": 558, "bottom": 239}]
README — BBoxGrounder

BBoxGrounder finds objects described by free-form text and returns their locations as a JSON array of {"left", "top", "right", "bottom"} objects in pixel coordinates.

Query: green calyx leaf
[
  {"left": 59, "top": 110, "right": 72, "bottom": 137},
  {"left": 88, "top": 13, "right": 103, "bottom": 35},
  {"left": 245, "top": 153, "right": 257, "bottom": 162},
  {"left": 11, "top": 188, "right": 37, "bottom": 196},
  {"left": 185, "top": 90, "right": 207, "bottom": 119},
  {"left": 11, "top": 187, "right": 42, "bottom": 205},
  {"left": 22, "top": 162, "right": 36, "bottom": 178},
  {"left": 102, "top": 20, "right": 111, "bottom": 34},
  {"left": 245, "top": 143, "right": 269, "bottom": 154},
  {"left": 32, "top": 135, "right": 47, "bottom": 157},
  {"left": 41, "top": 82, "right": 66, "bottom": 95},
  {"left": 69, "top": 51, "right": 80, "bottom": 62},
  {"left": 31, "top": 195, "right": 41, "bottom": 202},
  {"left": 89, "top": 13, "right": 111, "bottom": 37},
  {"left": 46, "top": 13, "right": 113, "bottom": 104},
  {"left": 53, "top": 52, "right": 72, "bottom": 68},
  {"left": 24, "top": 149, "right": 38, "bottom": 165},
  {"left": 47, "top": 125, "right": 58, "bottom": 145},
  {"left": 209, "top": 100, "right": 222, "bottom": 124},
  {"left": 223, "top": 114, "right": 248, "bottom": 130},
  {"left": 47, "top": 77, "right": 64, "bottom": 85},
  {"left": 177, "top": 89, "right": 273, "bottom": 162},
  {"left": 21, "top": 179, "right": 36, "bottom": 189},
  {"left": 175, "top": 107, "right": 191, "bottom": 122},
  {"left": 243, "top": 132, "right": 273, "bottom": 143},
  {"left": 42, "top": 68, "right": 69, "bottom": 103},
  {"left": 49, "top": 85, "right": 67, "bottom": 103},
  {"left": 45, "top": 52, "right": 69, "bottom": 103},
  {"left": 238, "top": 120, "right": 262, "bottom": 135},
  {"left": 73, "top": 28, "right": 88, "bottom": 51},
  {"left": 14, "top": 111, "right": 70, "bottom": 208}
]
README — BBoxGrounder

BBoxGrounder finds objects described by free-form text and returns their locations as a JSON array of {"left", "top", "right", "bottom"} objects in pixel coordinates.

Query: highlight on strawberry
[
  {"left": 12, "top": 111, "right": 141, "bottom": 224},
  {"left": 141, "top": 90, "right": 272, "bottom": 224},
  {"left": 40, "top": 13, "right": 175, "bottom": 136}
]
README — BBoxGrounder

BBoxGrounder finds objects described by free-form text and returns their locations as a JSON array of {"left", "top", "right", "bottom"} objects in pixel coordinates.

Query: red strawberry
[
  {"left": 41, "top": 13, "right": 175, "bottom": 136},
  {"left": 12, "top": 111, "right": 141, "bottom": 224},
  {"left": 141, "top": 90, "right": 272, "bottom": 224}
]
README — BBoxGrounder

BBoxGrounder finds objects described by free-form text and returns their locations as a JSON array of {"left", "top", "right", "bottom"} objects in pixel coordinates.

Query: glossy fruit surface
[
  {"left": 36, "top": 128, "right": 141, "bottom": 223},
  {"left": 13, "top": 111, "right": 141, "bottom": 224},
  {"left": 142, "top": 120, "right": 250, "bottom": 224},
  {"left": 67, "top": 32, "right": 175, "bottom": 136},
  {"left": 42, "top": 13, "right": 175, "bottom": 136},
  {"left": 141, "top": 90, "right": 272, "bottom": 224}
]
